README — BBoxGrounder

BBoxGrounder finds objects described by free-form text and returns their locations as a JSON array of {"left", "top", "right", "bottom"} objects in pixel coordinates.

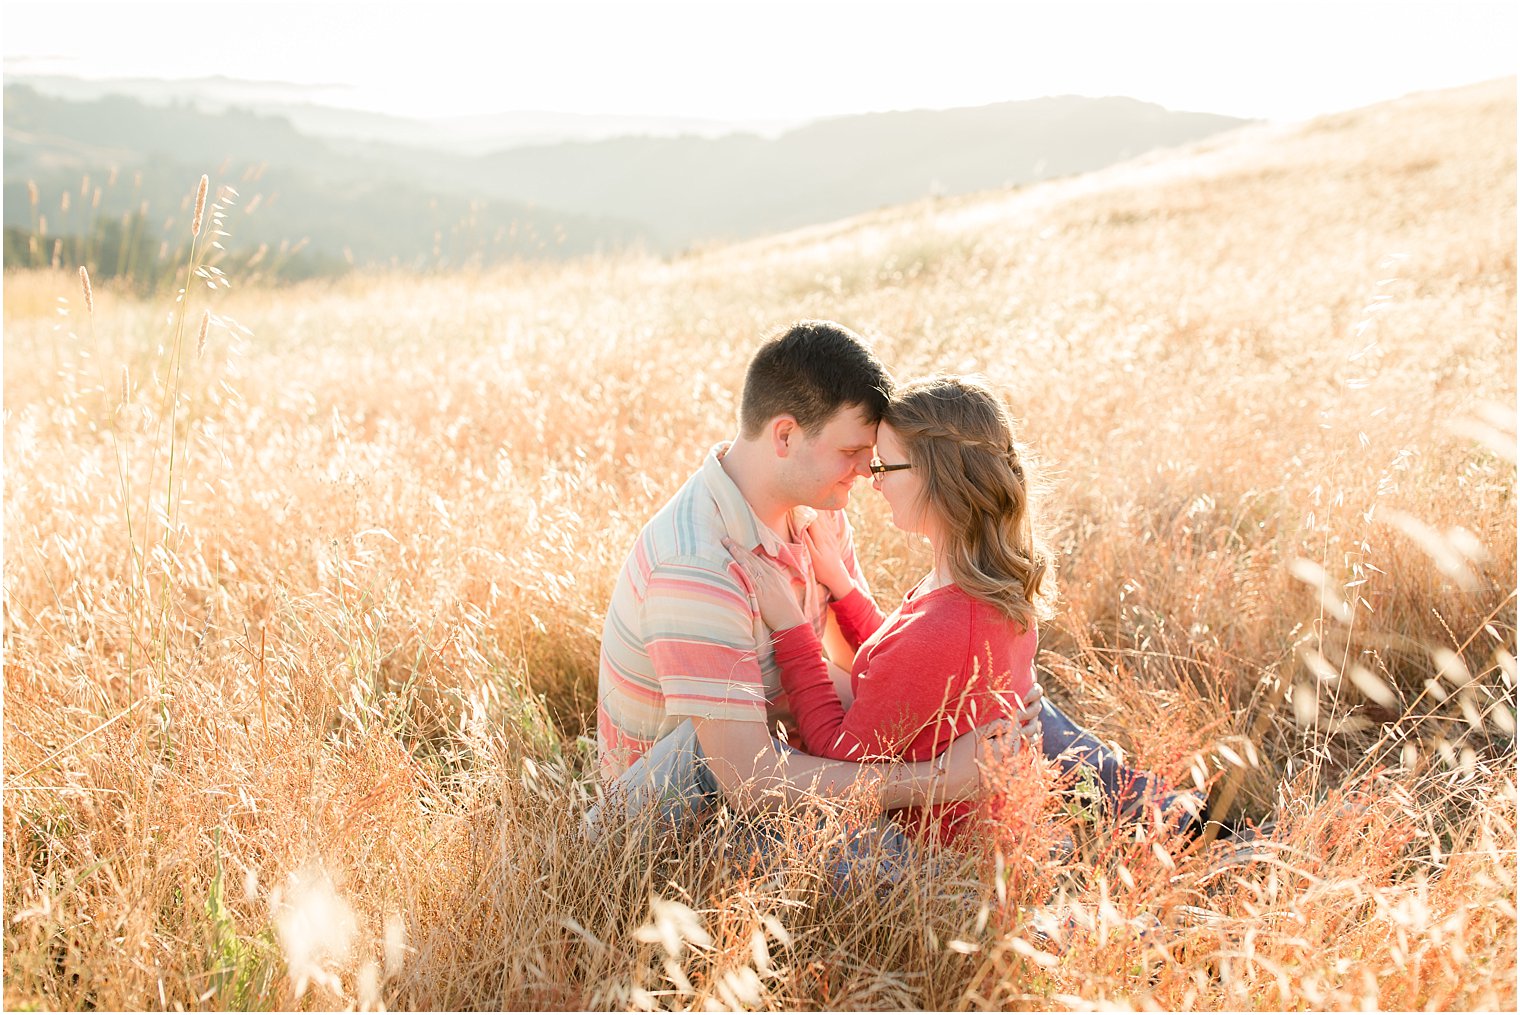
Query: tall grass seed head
[{"left": 192, "top": 174, "right": 209, "bottom": 237}]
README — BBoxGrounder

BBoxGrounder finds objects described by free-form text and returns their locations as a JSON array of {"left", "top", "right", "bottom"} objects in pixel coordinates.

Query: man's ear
[{"left": 770, "top": 416, "right": 799, "bottom": 457}]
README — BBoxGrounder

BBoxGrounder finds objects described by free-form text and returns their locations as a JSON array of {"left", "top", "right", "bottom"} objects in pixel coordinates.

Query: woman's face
[{"left": 873, "top": 422, "right": 934, "bottom": 537}]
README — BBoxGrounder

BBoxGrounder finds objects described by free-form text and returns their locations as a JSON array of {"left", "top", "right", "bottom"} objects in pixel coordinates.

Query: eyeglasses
[{"left": 869, "top": 459, "right": 912, "bottom": 477}]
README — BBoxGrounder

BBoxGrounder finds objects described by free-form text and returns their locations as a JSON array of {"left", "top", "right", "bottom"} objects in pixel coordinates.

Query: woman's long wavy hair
[{"left": 884, "top": 375, "right": 1055, "bottom": 631}]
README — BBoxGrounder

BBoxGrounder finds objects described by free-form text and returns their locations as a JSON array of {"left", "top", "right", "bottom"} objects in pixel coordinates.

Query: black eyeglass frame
[{"left": 868, "top": 459, "right": 913, "bottom": 477}]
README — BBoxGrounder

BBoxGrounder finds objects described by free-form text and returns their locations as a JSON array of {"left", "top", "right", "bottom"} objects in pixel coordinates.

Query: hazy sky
[{"left": 4, "top": 0, "right": 1516, "bottom": 122}]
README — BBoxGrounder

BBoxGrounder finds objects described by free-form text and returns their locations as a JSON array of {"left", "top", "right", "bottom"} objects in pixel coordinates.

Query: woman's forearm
[{"left": 772, "top": 625, "right": 876, "bottom": 761}]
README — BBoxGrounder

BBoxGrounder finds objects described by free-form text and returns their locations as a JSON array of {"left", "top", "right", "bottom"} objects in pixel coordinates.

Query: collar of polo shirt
[{"left": 703, "top": 441, "right": 820, "bottom": 556}]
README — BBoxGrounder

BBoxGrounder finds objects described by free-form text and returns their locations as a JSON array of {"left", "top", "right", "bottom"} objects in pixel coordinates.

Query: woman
[{"left": 726, "top": 374, "right": 1053, "bottom": 844}]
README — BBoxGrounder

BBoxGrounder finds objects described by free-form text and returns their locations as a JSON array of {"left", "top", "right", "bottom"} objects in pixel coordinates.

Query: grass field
[{"left": 3, "top": 78, "right": 1516, "bottom": 1010}]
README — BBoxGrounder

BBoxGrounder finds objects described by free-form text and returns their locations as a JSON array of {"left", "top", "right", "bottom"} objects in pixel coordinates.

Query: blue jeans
[
  {"left": 584, "top": 719, "right": 917, "bottom": 889},
  {"left": 584, "top": 699, "right": 1182, "bottom": 877},
  {"left": 1037, "top": 698, "right": 1181, "bottom": 819}
]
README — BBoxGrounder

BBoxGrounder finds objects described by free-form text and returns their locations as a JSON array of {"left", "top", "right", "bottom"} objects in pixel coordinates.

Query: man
[{"left": 595, "top": 319, "right": 1193, "bottom": 836}]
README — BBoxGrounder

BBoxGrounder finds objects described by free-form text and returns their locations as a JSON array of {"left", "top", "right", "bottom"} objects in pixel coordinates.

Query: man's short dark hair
[{"left": 739, "top": 320, "right": 894, "bottom": 439}]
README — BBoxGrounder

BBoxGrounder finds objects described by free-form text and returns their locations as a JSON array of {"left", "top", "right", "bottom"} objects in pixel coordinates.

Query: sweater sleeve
[
  {"left": 830, "top": 587, "right": 887, "bottom": 650},
  {"left": 771, "top": 597, "right": 972, "bottom": 762}
]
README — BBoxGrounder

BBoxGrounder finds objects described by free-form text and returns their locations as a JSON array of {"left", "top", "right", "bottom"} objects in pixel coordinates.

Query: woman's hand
[
  {"left": 801, "top": 518, "right": 853, "bottom": 600},
  {"left": 723, "top": 538, "right": 807, "bottom": 631}
]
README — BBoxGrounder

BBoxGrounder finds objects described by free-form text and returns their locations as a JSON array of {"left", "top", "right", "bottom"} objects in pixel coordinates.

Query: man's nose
[{"left": 854, "top": 457, "right": 873, "bottom": 478}]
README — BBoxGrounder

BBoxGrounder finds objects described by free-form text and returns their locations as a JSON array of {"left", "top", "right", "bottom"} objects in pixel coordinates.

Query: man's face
[{"left": 782, "top": 404, "right": 878, "bottom": 511}]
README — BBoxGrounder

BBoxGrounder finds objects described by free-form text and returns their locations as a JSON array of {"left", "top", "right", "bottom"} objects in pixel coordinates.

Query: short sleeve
[{"left": 642, "top": 557, "right": 768, "bottom": 722}]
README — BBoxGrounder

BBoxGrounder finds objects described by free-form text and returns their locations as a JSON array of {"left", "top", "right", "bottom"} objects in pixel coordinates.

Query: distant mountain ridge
[
  {"left": 3, "top": 84, "right": 651, "bottom": 274},
  {"left": 472, "top": 97, "right": 1248, "bottom": 246},
  {"left": 3, "top": 79, "right": 1250, "bottom": 276},
  {"left": 3, "top": 73, "right": 798, "bottom": 151}
]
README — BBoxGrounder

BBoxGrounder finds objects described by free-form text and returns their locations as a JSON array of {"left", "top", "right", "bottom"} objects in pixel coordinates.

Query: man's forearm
[
  {"left": 694, "top": 717, "right": 981, "bottom": 814},
  {"left": 721, "top": 750, "right": 977, "bottom": 813}
]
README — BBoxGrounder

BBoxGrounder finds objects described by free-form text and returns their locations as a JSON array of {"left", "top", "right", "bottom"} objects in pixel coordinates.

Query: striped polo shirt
[{"left": 597, "top": 442, "right": 870, "bottom": 780}]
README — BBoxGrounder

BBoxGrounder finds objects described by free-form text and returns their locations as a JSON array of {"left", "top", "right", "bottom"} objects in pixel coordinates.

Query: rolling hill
[{"left": 4, "top": 82, "right": 1247, "bottom": 275}]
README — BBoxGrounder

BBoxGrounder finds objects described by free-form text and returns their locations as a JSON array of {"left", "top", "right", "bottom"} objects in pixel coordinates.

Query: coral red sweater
[{"left": 772, "top": 581, "right": 1036, "bottom": 843}]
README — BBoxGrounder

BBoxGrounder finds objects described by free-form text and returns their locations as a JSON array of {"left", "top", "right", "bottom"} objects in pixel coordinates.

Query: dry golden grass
[{"left": 3, "top": 79, "right": 1515, "bottom": 1010}]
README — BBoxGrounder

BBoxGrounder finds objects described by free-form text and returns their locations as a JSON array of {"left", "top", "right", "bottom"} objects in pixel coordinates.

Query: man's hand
[
  {"left": 1012, "top": 681, "right": 1044, "bottom": 745},
  {"left": 974, "top": 717, "right": 1023, "bottom": 773},
  {"left": 933, "top": 720, "right": 1016, "bottom": 802}
]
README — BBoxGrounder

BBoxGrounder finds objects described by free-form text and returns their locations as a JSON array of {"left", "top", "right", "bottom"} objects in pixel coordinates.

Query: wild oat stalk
[{"left": 139, "top": 174, "right": 211, "bottom": 704}]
